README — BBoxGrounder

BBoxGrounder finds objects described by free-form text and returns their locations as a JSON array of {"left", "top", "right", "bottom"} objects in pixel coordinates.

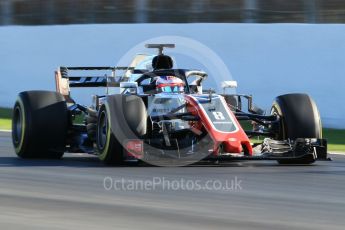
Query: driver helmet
[{"left": 155, "top": 76, "right": 185, "bottom": 93}]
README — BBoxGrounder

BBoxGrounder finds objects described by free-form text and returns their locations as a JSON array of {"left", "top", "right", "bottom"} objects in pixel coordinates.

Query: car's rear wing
[
  {"left": 57, "top": 66, "right": 138, "bottom": 87},
  {"left": 55, "top": 66, "right": 148, "bottom": 102}
]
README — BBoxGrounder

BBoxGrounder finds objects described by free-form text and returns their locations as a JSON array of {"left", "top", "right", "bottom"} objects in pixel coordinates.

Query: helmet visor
[{"left": 157, "top": 84, "right": 184, "bottom": 93}]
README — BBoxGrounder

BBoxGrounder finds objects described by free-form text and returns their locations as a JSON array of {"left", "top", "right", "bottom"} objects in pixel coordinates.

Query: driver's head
[{"left": 155, "top": 76, "right": 185, "bottom": 93}]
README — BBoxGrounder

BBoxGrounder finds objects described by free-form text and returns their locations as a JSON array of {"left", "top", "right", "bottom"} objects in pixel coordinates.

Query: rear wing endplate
[{"left": 55, "top": 66, "right": 148, "bottom": 100}]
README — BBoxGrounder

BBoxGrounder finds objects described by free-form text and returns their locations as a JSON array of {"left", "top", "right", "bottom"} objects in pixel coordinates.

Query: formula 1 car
[{"left": 12, "top": 44, "right": 328, "bottom": 165}]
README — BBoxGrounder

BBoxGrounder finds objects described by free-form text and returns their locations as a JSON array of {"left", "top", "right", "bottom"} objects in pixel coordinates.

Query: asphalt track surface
[{"left": 1, "top": 131, "right": 345, "bottom": 230}]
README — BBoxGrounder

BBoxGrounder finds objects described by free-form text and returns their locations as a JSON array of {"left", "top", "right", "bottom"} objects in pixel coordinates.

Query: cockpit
[{"left": 122, "top": 44, "right": 208, "bottom": 95}]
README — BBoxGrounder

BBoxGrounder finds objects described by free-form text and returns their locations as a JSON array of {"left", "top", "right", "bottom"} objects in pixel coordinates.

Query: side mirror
[
  {"left": 221, "top": 80, "right": 238, "bottom": 89},
  {"left": 221, "top": 80, "right": 238, "bottom": 94},
  {"left": 120, "top": 82, "right": 138, "bottom": 94}
]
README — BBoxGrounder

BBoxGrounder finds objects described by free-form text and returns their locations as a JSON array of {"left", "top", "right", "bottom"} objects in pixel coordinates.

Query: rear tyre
[
  {"left": 12, "top": 91, "right": 68, "bottom": 159},
  {"left": 271, "top": 93, "right": 322, "bottom": 165},
  {"left": 96, "top": 95, "right": 147, "bottom": 165}
]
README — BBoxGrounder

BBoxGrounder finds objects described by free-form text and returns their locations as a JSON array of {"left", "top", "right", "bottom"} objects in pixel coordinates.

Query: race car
[{"left": 11, "top": 44, "right": 328, "bottom": 165}]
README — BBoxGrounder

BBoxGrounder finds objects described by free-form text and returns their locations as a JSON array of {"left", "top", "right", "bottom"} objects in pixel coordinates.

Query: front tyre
[
  {"left": 97, "top": 105, "right": 123, "bottom": 165},
  {"left": 96, "top": 95, "right": 147, "bottom": 165},
  {"left": 12, "top": 91, "right": 68, "bottom": 159},
  {"left": 271, "top": 93, "right": 322, "bottom": 165}
]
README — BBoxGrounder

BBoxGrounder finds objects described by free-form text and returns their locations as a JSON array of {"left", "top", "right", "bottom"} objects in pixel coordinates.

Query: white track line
[
  {"left": 0, "top": 129, "right": 11, "bottom": 132},
  {"left": 330, "top": 152, "right": 345, "bottom": 156}
]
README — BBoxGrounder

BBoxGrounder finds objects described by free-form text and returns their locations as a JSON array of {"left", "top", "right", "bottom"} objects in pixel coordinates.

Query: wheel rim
[
  {"left": 13, "top": 106, "right": 23, "bottom": 145},
  {"left": 97, "top": 110, "right": 108, "bottom": 150}
]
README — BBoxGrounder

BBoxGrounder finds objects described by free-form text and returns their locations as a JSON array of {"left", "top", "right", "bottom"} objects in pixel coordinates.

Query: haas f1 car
[{"left": 12, "top": 44, "right": 328, "bottom": 165}]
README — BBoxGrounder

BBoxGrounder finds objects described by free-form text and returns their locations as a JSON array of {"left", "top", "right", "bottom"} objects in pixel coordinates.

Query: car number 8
[{"left": 212, "top": 112, "right": 225, "bottom": 120}]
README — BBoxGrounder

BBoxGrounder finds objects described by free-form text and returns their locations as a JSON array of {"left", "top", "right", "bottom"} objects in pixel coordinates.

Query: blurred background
[
  {"left": 0, "top": 0, "right": 344, "bottom": 134},
  {"left": 1, "top": 0, "right": 345, "bottom": 25}
]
